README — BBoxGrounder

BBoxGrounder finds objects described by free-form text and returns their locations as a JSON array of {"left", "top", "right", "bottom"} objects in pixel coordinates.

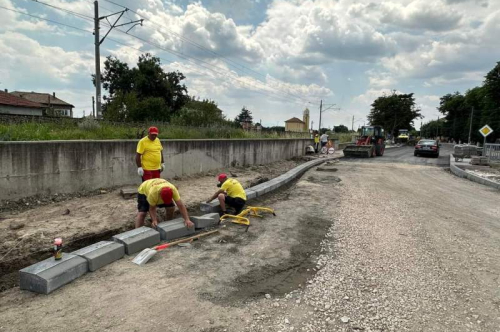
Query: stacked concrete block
[
  {"left": 19, "top": 254, "right": 88, "bottom": 294},
  {"left": 200, "top": 200, "right": 220, "bottom": 213},
  {"left": 72, "top": 241, "right": 125, "bottom": 272},
  {"left": 112, "top": 226, "right": 160, "bottom": 255},
  {"left": 156, "top": 218, "right": 195, "bottom": 241},
  {"left": 191, "top": 213, "right": 220, "bottom": 229}
]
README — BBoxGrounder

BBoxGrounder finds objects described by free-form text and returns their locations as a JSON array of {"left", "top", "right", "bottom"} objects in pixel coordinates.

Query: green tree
[
  {"left": 234, "top": 107, "right": 253, "bottom": 125},
  {"left": 368, "top": 92, "right": 422, "bottom": 137},
  {"left": 171, "top": 98, "right": 231, "bottom": 126},
  {"left": 97, "top": 53, "right": 189, "bottom": 121},
  {"left": 334, "top": 124, "right": 349, "bottom": 133}
]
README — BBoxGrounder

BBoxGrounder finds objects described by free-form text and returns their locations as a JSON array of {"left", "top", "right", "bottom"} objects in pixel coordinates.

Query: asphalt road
[{"left": 345, "top": 143, "right": 454, "bottom": 167}]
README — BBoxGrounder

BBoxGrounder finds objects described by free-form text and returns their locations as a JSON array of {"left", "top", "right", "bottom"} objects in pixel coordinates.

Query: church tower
[{"left": 303, "top": 108, "right": 310, "bottom": 132}]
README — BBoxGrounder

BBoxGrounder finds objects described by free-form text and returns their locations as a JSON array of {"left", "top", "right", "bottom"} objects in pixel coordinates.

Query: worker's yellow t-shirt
[
  {"left": 314, "top": 136, "right": 320, "bottom": 143},
  {"left": 138, "top": 179, "right": 180, "bottom": 206},
  {"left": 137, "top": 136, "right": 163, "bottom": 170},
  {"left": 221, "top": 178, "right": 247, "bottom": 201}
]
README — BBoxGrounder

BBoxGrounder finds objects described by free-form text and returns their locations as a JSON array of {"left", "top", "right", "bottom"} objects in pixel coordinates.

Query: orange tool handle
[{"left": 154, "top": 243, "right": 170, "bottom": 251}]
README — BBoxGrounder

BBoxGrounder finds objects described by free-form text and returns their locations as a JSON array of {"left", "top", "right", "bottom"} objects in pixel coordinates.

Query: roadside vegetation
[{"left": 0, "top": 120, "right": 309, "bottom": 141}]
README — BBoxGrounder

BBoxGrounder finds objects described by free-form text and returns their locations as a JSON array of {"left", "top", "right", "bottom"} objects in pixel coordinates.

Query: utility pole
[
  {"left": 468, "top": 107, "right": 474, "bottom": 144},
  {"left": 93, "top": 1, "right": 143, "bottom": 119},
  {"left": 351, "top": 115, "right": 354, "bottom": 131},
  {"left": 92, "top": 96, "right": 95, "bottom": 118},
  {"left": 318, "top": 99, "right": 322, "bottom": 132},
  {"left": 94, "top": 1, "right": 101, "bottom": 118}
]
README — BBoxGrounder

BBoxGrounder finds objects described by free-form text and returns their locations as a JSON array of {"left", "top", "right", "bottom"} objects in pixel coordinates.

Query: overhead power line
[
  {"left": 28, "top": 0, "right": 322, "bottom": 106},
  {"left": 0, "top": 5, "right": 91, "bottom": 33},
  {"left": 102, "top": 0, "right": 320, "bottom": 105}
]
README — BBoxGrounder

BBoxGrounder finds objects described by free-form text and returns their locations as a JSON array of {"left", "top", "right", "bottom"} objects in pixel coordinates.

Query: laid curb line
[
  {"left": 201, "top": 156, "right": 333, "bottom": 213},
  {"left": 449, "top": 155, "right": 500, "bottom": 190}
]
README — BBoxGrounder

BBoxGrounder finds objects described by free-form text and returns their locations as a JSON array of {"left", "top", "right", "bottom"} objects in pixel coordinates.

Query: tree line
[
  {"left": 366, "top": 62, "right": 499, "bottom": 143},
  {"left": 430, "top": 61, "right": 500, "bottom": 143}
]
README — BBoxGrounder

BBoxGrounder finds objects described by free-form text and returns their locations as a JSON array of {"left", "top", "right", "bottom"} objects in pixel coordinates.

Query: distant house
[
  {"left": 0, "top": 90, "right": 44, "bottom": 116},
  {"left": 285, "top": 108, "right": 310, "bottom": 132},
  {"left": 10, "top": 91, "right": 74, "bottom": 117}
]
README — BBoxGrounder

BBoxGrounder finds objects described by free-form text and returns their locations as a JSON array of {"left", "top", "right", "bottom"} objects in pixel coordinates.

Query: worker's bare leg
[
  {"left": 136, "top": 212, "right": 147, "bottom": 228},
  {"left": 218, "top": 193, "right": 226, "bottom": 212},
  {"left": 165, "top": 206, "right": 175, "bottom": 220}
]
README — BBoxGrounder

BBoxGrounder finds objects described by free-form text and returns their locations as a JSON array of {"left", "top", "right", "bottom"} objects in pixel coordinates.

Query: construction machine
[
  {"left": 397, "top": 129, "right": 409, "bottom": 144},
  {"left": 343, "top": 126, "right": 386, "bottom": 158}
]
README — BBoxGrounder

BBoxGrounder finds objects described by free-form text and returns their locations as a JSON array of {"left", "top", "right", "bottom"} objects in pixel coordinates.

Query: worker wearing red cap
[
  {"left": 136, "top": 178, "right": 194, "bottom": 229},
  {"left": 207, "top": 174, "right": 247, "bottom": 216},
  {"left": 136, "top": 126, "right": 165, "bottom": 181}
]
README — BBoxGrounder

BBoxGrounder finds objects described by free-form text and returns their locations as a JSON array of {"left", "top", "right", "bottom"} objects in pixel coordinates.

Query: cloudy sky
[{"left": 1, "top": 0, "right": 499, "bottom": 129}]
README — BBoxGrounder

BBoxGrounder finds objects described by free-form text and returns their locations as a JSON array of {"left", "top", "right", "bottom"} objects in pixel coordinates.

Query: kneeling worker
[
  {"left": 136, "top": 178, "right": 194, "bottom": 229},
  {"left": 207, "top": 173, "right": 247, "bottom": 216}
]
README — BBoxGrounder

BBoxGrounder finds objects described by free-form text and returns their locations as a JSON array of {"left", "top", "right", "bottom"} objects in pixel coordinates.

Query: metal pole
[
  {"left": 352, "top": 115, "right": 354, "bottom": 131},
  {"left": 94, "top": 1, "right": 102, "bottom": 119},
  {"left": 92, "top": 96, "right": 95, "bottom": 118},
  {"left": 318, "top": 99, "right": 322, "bottom": 132},
  {"left": 468, "top": 107, "right": 474, "bottom": 145}
]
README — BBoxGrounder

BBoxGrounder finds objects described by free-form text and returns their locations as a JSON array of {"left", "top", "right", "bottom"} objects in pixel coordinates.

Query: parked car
[{"left": 414, "top": 139, "right": 440, "bottom": 157}]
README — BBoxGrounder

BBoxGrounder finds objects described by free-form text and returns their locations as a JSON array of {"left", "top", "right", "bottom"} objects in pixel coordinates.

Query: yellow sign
[{"left": 479, "top": 125, "right": 493, "bottom": 137}]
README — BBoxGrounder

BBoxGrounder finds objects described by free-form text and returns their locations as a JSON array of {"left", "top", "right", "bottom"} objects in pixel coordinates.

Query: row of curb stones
[
  {"left": 19, "top": 158, "right": 328, "bottom": 294},
  {"left": 449, "top": 155, "right": 500, "bottom": 190},
  {"left": 200, "top": 157, "right": 328, "bottom": 213}
]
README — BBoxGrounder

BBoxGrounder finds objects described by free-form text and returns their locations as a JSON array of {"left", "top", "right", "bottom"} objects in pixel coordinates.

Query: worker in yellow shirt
[
  {"left": 136, "top": 178, "right": 194, "bottom": 229},
  {"left": 207, "top": 174, "right": 247, "bottom": 216},
  {"left": 136, "top": 126, "right": 164, "bottom": 181},
  {"left": 314, "top": 132, "right": 320, "bottom": 152}
]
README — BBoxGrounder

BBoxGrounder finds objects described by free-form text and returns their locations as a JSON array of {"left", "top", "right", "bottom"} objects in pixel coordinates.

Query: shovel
[{"left": 132, "top": 230, "right": 219, "bottom": 266}]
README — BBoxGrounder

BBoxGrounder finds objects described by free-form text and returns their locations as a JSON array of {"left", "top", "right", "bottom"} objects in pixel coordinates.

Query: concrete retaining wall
[{"left": 0, "top": 139, "right": 312, "bottom": 200}]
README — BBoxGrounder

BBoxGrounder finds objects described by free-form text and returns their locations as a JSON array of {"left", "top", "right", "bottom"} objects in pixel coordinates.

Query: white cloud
[
  {"left": 253, "top": 0, "right": 396, "bottom": 64},
  {"left": 0, "top": 0, "right": 56, "bottom": 32},
  {"left": 0, "top": 31, "right": 94, "bottom": 85}
]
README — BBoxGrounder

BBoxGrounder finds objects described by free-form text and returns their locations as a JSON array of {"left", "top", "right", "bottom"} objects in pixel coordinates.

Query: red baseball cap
[
  {"left": 160, "top": 187, "right": 173, "bottom": 205},
  {"left": 148, "top": 126, "right": 159, "bottom": 135},
  {"left": 217, "top": 173, "right": 227, "bottom": 182}
]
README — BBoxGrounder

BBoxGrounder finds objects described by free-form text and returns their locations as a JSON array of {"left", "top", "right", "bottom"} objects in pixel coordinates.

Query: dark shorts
[
  {"left": 137, "top": 194, "right": 175, "bottom": 213},
  {"left": 142, "top": 170, "right": 161, "bottom": 182},
  {"left": 321, "top": 141, "right": 327, "bottom": 147},
  {"left": 225, "top": 196, "right": 246, "bottom": 213}
]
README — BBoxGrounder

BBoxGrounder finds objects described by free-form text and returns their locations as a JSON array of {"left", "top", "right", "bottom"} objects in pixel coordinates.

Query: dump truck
[{"left": 343, "top": 126, "right": 386, "bottom": 158}]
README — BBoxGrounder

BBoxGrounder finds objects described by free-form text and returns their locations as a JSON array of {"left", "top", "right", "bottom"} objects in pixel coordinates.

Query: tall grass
[{"left": 0, "top": 120, "right": 310, "bottom": 141}]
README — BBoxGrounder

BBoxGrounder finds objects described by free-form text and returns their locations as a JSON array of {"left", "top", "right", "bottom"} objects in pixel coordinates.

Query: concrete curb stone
[
  {"left": 19, "top": 253, "right": 88, "bottom": 294},
  {"left": 112, "top": 226, "right": 160, "bottom": 255},
  {"left": 156, "top": 218, "right": 195, "bottom": 240},
  {"left": 191, "top": 213, "right": 220, "bottom": 229},
  {"left": 72, "top": 241, "right": 125, "bottom": 272}
]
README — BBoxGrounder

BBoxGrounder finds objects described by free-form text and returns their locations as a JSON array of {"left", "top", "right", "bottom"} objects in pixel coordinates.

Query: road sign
[{"left": 479, "top": 125, "right": 493, "bottom": 137}]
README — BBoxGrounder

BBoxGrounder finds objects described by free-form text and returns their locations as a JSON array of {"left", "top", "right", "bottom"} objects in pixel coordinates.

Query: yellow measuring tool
[{"left": 219, "top": 206, "right": 276, "bottom": 231}]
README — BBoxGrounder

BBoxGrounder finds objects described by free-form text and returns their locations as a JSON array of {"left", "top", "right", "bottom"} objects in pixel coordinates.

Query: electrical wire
[
  {"left": 102, "top": 0, "right": 321, "bottom": 105},
  {"left": 28, "top": 0, "right": 324, "bottom": 106},
  {"left": 0, "top": 5, "right": 92, "bottom": 33}
]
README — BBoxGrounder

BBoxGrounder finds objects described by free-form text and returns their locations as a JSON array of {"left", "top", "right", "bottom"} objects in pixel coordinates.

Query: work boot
[{"left": 219, "top": 210, "right": 227, "bottom": 218}]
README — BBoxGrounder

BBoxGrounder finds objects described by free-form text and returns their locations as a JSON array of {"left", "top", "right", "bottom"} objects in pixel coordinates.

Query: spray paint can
[{"left": 54, "top": 238, "right": 63, "bottom": 260}]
